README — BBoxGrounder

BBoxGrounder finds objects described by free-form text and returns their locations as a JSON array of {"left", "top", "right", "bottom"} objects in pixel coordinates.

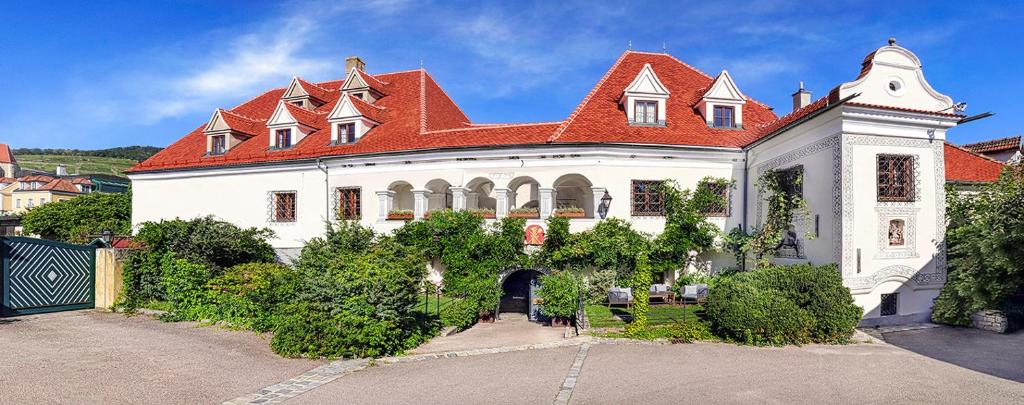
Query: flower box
[
  {"left": 554, "top": 210, "right": 586, "bottom": 219},
  {"left": 387, "top": 210, "right": 414, "bottom": 220},
  {"left": 508, "top": 210, "right": 540, "bottom": 219},
  {"left": 468, "top": 209, "right": 496, "bottom": 219}
]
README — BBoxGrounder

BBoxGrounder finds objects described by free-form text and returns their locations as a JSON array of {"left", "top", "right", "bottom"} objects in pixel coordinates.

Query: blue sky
[{"left": 1, "top": 0, "right": 1021, "bottom": 149}]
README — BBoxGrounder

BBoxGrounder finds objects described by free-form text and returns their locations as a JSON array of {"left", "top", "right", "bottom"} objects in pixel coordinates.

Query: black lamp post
[
  {"left": 598, "top": 191, "right": 613, "bottom": 219},
  {"left": 100, "top": 229, "right": 114, "bottom": 246},
  {"left": 432, "top": 229, "right": 442, "bottom": 316}
]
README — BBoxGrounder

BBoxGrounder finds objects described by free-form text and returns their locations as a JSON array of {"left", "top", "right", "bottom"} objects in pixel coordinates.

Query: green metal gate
[{"left": 1, "top": 237, "right": 96, "bottom": 317}]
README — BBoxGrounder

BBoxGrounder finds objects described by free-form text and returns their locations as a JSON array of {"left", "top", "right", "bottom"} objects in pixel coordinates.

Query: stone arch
[
  {"left": 388, "top": 180, "right": 414, "bottom": 211},
  {"left": 507, "top": 176, "right": 541, "bottom": 210},
  {"left": 497, "top": 267, "right": 553, "bottom": 319},
  {"left": 424, "top": 178, "right": 452, "bottom": 211},
  {"left": 553, "top": 173, "right": 595, "bottom": 218},
  {"left": 465, "top": 177, "right": 497, "bottom": 211}
]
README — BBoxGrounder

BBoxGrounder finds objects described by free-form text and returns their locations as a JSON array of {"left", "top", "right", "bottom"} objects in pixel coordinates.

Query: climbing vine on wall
[{"left": 726, "top": 169, "right": 810, "bottom": 269}]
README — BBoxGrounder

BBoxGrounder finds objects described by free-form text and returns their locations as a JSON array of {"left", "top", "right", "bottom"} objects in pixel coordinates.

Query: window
[
  {"left": 777, "top": 165, "right": 804, "bottom": 199},
  {"left": 290, "top": 100, "right": 304, "bottom": 107},
  {"left": 713, "top": 106, "right": 735, "bottom": 128},
  {"left": 15, "top": 199, "right": 20, "bottom": 208},
  {"left": 275, "top": 129, "right": 293, "bottom": 149},
  {"left": 273, "top": 192, "right": 296, "bottom": 222},
  {"left": 27, "top": 198, "right": 34, "bottom": 208},
  {"left": 631, "top": 180, "right": 664, "bottom": 216},
  {"left": 337, "top": 187, "right": 361, "bottom": 220},
  {"left": 211, "top": 135, "right": 227, "bottom": 155},
  {"left": 877, "top": 154, "right": 914, "bottom": 202},
  {"left": 40, "top": 198, "right": 46, "bottom": 205},
  {"left": 634, "top": 100, "right": 657, "bottom": 124},
  {"left": 338, "top": 123, "right": 356, "bottom": 144},
  {"left": 880, "top": 293, "right": 898, "bottom": 316},
  {"left": 697, "top": 181, "right": 729, "bottom": 217}
]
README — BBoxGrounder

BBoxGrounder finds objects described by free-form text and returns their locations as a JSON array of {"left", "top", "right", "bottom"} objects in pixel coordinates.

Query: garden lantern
[
  {"left": 101, "top": 229, "right": 114, "bottom": 245},
  {"left": 598, "top": 191, "right": 613, "bottom": 219}
]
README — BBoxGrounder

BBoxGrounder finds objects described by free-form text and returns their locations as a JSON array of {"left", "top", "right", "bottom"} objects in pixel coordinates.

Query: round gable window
[{"left": 885, "top": 76, "right": 905, "bottom": 97}]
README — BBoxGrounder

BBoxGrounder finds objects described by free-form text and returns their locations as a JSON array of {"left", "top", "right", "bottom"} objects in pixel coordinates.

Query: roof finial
[
  {"left": 888, "top": 37, "right": 897, "bottom": 46},
  {"left": 662, "top": 42, "right": 667, "bottom": 53},
  {"left": 627, "top": 40, "right": 632, "bottom": 51},
  {"left": 419, "top": 59, "right": 424, "bottom": 68},
  {"left": 799, "top": 81, "right": 804, "bottom": 90}
]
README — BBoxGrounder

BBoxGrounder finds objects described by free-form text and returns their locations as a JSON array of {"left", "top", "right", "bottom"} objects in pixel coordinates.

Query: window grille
[
  {"left": 337, "top": 187, "right": 361, "bottom": 220},
  {"left": 273, "top": 192, "right": 296, "bottom": 222},
  {"left": 631, "top": 180, "right": 664, "bottom": 216},
  {"left": 880, "top": 293, "right": 899, "bottom": 316},
  {"left": 698, "top": 181, "right": 730, "bottom": 216},
  {"left": 877, "top": 154, "right": 915, "bottom": 202}
]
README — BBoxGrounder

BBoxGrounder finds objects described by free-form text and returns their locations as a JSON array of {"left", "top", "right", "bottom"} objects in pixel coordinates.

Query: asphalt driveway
[
  {"left": 0, "top": 310, "right": 322, "bottom": 404},
  {"left": 882, "top": 326, "right": 1024, "bottom": 383}
]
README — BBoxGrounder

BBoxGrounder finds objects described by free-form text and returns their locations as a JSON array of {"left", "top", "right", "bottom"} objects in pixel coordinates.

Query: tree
[{"left": 20, "top": 191, "right": 131, "bottom": 243}]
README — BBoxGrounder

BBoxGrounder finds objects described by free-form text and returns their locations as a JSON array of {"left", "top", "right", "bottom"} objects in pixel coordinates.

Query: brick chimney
[
  {"left": 345, "top": 56, "right": 366, "bottom": 73},
  {"left": 792, "top": 81, "right": 811, "bottom": 112}
]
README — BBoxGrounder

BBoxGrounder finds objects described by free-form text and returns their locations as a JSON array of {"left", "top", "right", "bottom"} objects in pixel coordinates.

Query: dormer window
[
  {"left": 620, "top": 63, "right": 670, "bottom": 127},
  {"left": 338, "top": 123, "right": 356, "bottom": 144},
  {"left": 210, "top": 135, "right": 227, "bottom": 155},
  {"left": 635, "top": 100, "right": 658, "bottom": 124},
  {"left": 713, "top": 106, "right": 735, "bottom": 128},
  {"left": 290, "top": 100, "right": 304, "bottom": 107},
  {"left": 699, "top": 70, "right": 746, "bottom": 129},
  {"left": 275, "top": 129, "right": 293, "bottom": 149}
]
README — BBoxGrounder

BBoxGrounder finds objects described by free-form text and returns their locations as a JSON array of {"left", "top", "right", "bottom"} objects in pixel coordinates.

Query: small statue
[{"left": 889, "top": 220, "right": 905, "bottom": 246}]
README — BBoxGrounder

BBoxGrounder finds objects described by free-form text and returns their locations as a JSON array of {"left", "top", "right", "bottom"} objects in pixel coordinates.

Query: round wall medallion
[{"left": 885, "top": 76, "right": 906, "bottom": 97}]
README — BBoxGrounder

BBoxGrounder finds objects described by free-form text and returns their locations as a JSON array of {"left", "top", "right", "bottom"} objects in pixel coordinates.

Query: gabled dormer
[
  {"left": 267, "top": 101, "right": 319, "bottom": 150},
  {"left": 341, "top": 68, "right": 386, "bottom": 103},
  {"left": 698, "top": 70, "right": 746, "bottom": 129},
  {"left": 282, "top": 77, "right": 330, "bottom": 110},
  {"left": 327, "top": 92, "right": 383, "bottom": 145},
  {"left": 620, "top": 63, "right": 670, "bottom": 126},
  {"left": 203, "top": 109, "right": 260, "bottom": 156}
]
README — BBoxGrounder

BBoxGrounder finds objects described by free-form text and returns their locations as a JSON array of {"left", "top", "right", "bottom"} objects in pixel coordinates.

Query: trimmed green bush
[
  {"left": 159, "top": 254, "right": 210, "bottom": 320},
  {"left": 202, "top": 262, "right": 299, "bottom": 331},
  {"left": 538, "top": 271, "right": 581, "bottom": 319},
  {"left": 705, "top": 263, "right": 862, "bottom": 345},
  {"left": 440, "top": 298, "right": 479, "bottom": 330}
]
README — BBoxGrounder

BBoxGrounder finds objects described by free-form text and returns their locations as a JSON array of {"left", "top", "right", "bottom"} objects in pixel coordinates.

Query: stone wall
[
  {"left": 94, "top": 248, "right": 126, "bottom": 309},
  {"left": 970, "top": 310, "right": 1009, "bottom": 333}
]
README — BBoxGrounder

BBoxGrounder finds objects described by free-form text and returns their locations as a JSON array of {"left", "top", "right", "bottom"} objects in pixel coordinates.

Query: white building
[{"left": 129, "top": 40, "right": 998, "bottom": 326}]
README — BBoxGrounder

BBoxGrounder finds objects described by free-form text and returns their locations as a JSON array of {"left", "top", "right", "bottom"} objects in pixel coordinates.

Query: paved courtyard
[{"left": 1, "top": 310, "right": 1022, "bottom": 404}]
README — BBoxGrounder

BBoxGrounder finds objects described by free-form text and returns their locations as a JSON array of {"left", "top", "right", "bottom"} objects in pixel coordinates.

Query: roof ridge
[
  {"left": 419, "top": 69, "right": 427, "bottom": 133},
  {"left": 220, "top": 108, "right": 265, "bottom": 122},
  {"left": 424, "top": 122, "right": 561, "bottom": 134},
  {"left": 357, "top": 70, "right": 390, "bottom": 87},
  {"left": 548, "top": 52, "right": 631, "bottom": 142},
  {"left": 467, "top": 121, "right": 563, "bottom": 127},
  {"left": 421, "top": 70, "right": 471, "bottom": 125},
  {"left": 947, "top": 141, "right": 1008, "bottom": 165},
  {"left": 229, "top": 87, "right": 286, "bottom": 111},
  {"left": 962, "top": 135, "right": 1022, "bottom": 148}
]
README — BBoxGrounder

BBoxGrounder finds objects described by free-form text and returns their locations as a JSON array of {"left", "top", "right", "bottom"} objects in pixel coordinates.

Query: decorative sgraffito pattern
[
  {"left": 752, "top": 133, "right": 843, "bottom": 262},
  {"left": 842, "top": 135, "right": 946, "bottom": 290},
  {"left": 5, "top": 238, "right": 94, "bottom": 310}
]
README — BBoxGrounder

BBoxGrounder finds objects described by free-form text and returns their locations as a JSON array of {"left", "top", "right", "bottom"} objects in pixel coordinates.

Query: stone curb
[
  {"left": 553, "top": 343, "right": 590, "bottom": 405},
  {"left": 222, "top": 358, "right": 370, "bottom": 404}
]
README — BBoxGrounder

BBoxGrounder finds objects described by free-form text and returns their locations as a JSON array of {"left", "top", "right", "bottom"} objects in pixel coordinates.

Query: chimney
[
  {"left": 792, "top": 81, "right": 811, "bottom": 112},
  {"left": 345, "top": 56, "right": 366, "bottom": 73},
  {"left": 55, "top": 164, "right": 68, "bottom": 176}
]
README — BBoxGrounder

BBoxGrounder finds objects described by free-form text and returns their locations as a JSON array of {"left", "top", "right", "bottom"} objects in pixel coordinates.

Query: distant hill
[
  {"left": 12, "top": 146, "right": 163, "bottom": 162},
  {"left": 17, "top": 155, "right": 139, "bottom": 176}
]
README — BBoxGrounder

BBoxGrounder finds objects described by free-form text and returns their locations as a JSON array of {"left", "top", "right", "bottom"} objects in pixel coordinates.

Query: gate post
[{"left": 94, "top": 248, "right": 124, "bottom": 309}]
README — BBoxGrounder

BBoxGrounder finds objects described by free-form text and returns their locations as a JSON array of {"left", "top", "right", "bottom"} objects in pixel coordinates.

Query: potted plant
[
  {"left": 554, "top": 207, "right": 586, "bottom": 218},
  {"left": 387, "top": 209, "right": 414, "bottom": 220},
  {"left": 508, "top": 207, "right": 540, "bottom": 219},
  {"left": 537, "top": 271, "right": 581, "bottom": 328},
  {"left": 468, "top": 208, "right": 496, "bottom": 219},
  {"left": 479, "top": 309, "right": 496, "bottom": 323}
]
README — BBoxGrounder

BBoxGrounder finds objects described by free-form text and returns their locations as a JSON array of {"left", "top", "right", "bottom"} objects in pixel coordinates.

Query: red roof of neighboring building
[
  {"left": 0, "top": 177, "right": 16, "bottom": 184},
  {"left": 0, "top": 144, "right": 15, "bottom": 164},
  {"left": 962, "top": 135, "right": 1021, "bottom": 154},
  {"left": 944, "top": 142, "right": 1004, "bottom": 183},
  {"left": 17, "top": 175, "right": 55, "bottom": 183}
]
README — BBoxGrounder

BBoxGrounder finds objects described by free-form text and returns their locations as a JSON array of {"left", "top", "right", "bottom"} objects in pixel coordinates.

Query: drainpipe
[
  {"left": 741, "top": 148, "right": 750, "bottom": 272},
  {"left": 316, "top": 158, "right": 329, "bottom": 220}
]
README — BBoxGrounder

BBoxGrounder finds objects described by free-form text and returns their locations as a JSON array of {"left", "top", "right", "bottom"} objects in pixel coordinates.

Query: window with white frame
[
  {"left": 634, "top": 100, "right": 658, "bottom": 124},
  {"left": 338, "top": 123, "right": 356, "bottom": 144},
  {"left": 275, "top": 129, "right": 293, "bottom": 149},
  {"left": 712, "top": 106, "right": 735, "bottom": 128},
  {"left": 210, "top": 135, "right": 227, "bottom": 155}
]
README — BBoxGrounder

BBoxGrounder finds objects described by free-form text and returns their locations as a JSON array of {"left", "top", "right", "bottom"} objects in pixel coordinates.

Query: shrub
[
  {"left": 20, "top": 191, "right": 131, "bottom": 243},
  {"left": 705, "top": 263, "right": 861, "bottom": 345},
  {"left": 159, "top": 254, "right": 211, "bottom": 320},
  {"left": 202, "top": 262, "right": 299, "bottom": 331},
  {"left": 117, "top": 216, "right": 276, "bottom": 310},
  {"left": 271, "top": 303, "right": 415, "bottom": 359},
  {"left": 440, "top": 298, "right": 479, "bottom": 330},
  {"left": 538, "top": 271, "right": 581, "bottom": 319},
  {"left": 583, "top": 268, "right": 617, "bottom": 305}
]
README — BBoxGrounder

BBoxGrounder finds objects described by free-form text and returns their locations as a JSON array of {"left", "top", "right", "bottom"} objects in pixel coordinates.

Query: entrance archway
[{"left": 498, "top": 268, "right": 550, "bottom": 321}]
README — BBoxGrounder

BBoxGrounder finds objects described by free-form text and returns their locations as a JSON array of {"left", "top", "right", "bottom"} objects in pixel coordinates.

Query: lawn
[
  {"left": 414, "top": 293, "right": 454, "bottom": 316},
  {"left": 585, "top": 303, "right": 704, "bottom": 328}
]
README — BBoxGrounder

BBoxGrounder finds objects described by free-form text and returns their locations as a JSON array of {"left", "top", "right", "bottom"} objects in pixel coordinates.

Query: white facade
[{"left": 131, "top": 42, "right": 964, "bottom": 326}]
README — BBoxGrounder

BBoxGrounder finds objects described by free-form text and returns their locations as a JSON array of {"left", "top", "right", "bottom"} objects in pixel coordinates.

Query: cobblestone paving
[
  {"left": 222, "top": 359, "right": 369, "bottom": 404},
  {"left": 553, "top": 343, "right": 590, "bottom": 405}
]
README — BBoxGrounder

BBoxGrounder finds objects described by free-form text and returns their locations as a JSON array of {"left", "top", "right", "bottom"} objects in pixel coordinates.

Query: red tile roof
[
  {"left": 550, "top": 51, "right": 778, "bottom": 147},
  {"left": 962, "top": 135, "right": 1021, "bottom": 154},
  {"left": 294, "top": 77, "right": 334, "bottom": 102},
  {"left": 0, "top": 144, "right": 15, "bottom": 164},
  {"left": 944, "top": 142, "right": 1004, "bottom": 183},
  {"left": 38, "top": 178, "right": 82, "bottom": 193},
  {"left": 0, "top": 177, "right": 16, "bottom": 184},
  {"left": 17, "top": 175, "right": 55, "bottom": 183}
]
